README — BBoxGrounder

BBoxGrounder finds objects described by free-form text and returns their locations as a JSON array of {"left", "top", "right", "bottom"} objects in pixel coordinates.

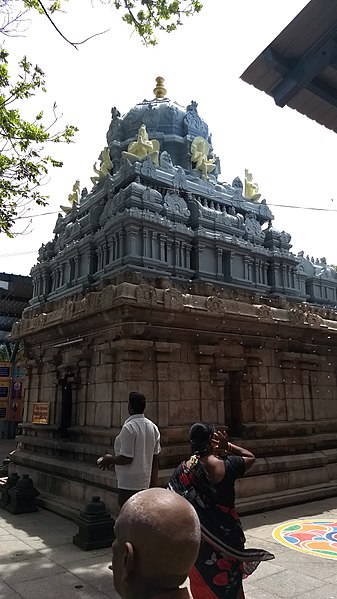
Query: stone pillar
[
  {"left": 217, "top": 248, "right": 223, "bottom": 277},
  {"left": 142, "top": 230, "right": 148, "bottom": 258},
  {"left": 74, "top": 256, "right": 80, "bottom": 280},
  {"left": 166, "top": 239, "right": 173, "bottom": 267},
  {"left": 110, "top": 339, "right": 155, "bottom": 428},
  {"left": 128, "top": 226, "right": 140, "bottom": 256},
  {"left": 102, "top": 245, "right": 107, "bottom": 269},
  {"left": 159, "top": 234, "right": 166, "bottom": 262}
]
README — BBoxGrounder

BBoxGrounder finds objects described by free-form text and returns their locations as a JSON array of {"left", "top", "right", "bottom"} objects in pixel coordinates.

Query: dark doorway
[
  {"left": 224, "top": 371, "right": 243, "bottom": 436},
  {"left": 60, "top": 379, "right": 72, "bottom": 437}
]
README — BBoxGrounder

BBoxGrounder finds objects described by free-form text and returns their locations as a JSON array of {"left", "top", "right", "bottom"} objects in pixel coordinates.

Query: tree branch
[{"left": 37, "top": 0, "right": 110, "bottom": 49}]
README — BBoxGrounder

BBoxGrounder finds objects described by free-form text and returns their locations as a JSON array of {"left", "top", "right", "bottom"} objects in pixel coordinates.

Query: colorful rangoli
[{"left": 272, "top": 519, "right": 337, "bottom": 560}]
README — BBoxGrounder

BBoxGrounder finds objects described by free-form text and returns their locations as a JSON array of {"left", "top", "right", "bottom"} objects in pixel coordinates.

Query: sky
[{"left": 2, "top": 0, "right": 337, "bottom": 276}]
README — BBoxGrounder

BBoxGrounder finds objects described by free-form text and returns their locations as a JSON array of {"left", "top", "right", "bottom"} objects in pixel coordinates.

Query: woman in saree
[{"left": 168, "top": 422, "right": 274, "bottom": 599}]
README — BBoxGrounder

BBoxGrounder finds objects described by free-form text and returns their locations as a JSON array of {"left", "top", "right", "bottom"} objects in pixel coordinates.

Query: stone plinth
[{"left": 9, "top": 279, "right": 337, "bottom": 517}]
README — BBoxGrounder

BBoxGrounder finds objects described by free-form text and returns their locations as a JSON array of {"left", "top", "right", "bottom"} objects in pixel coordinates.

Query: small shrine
[{"left": 11, "top": 78, "right": 337, "bottom": 516}]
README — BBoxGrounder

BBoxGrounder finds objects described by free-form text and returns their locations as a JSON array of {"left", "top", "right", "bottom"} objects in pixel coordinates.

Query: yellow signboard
[{"left": 32, "top": 402, "right": 50, "bottom": 425}]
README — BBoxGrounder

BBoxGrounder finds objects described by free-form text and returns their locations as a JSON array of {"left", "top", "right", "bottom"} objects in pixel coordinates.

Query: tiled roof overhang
[{"left": 241, "top": 0, "right": 337, "bottom": 134}]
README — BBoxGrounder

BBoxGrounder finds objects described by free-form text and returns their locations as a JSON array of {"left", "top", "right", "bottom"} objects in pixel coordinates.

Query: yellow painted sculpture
[
  {"left": 244, "top": 169, "right": 261, "bottom": 202},
  {"left": 60, "top": 180, "right": 80, "bottom": 213},
  {"left": 191, "top": 137, "right": 216, "bottom": 180},
  {"left": 91, "top": 147, "right": 113, "bottom": 186},
  {"left": 122, "top": 124, "right": 160, "bottom": 166}
]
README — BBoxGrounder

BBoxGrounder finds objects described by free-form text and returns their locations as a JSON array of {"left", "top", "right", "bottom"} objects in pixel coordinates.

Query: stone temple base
[
  {"left": 10, "top": 446, "right": 337, "bottom": 519},
  {"left": 10, "top": 279, "right": 337, "bottom": 517}
]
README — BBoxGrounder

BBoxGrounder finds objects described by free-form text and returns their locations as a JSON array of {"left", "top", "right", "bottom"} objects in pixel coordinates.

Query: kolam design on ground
[{"left": 272, "top": 519, "right": 337, "bottom": 560}]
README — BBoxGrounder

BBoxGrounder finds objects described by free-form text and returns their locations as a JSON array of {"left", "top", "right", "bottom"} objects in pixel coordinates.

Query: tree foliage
[
  {"left": 0, "top": 46, "right": 77, "bottom": 236},
  {"left": 25, "top": 0, "right": 204, "bottom": 46},
  {"left": 112, "top": 0, "right": 203, "bottom": 45}
]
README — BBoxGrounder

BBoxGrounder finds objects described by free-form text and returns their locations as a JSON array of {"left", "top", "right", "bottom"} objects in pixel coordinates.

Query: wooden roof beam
[{"left": 270, "top": 37, "right": 337, "bottom": 107}]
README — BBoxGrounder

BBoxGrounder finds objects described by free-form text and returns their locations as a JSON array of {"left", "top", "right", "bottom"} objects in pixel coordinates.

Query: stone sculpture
[
  {"left": 232, "top": 176, "right": 243, "bottom": 190},
  {"left": 111, "top": 106, "right": 121, "bottom": 119},
  {"left": 91, "top": 147, "right": 113, "bottom": 186},
  {"left": 244, "top": 169, "right": 261, "bottom": 202},
  {"left": 159, "top": 150, "right": 175, "bottom": 172},
  {"left": 122, "top": 124, "right": 160, "bottom": 166},
  {"left": 60, "top": 180, "right": 80, "bottom": 213},
  {"left": 191, "top": 136, "right": 216, "bottom": 179}
]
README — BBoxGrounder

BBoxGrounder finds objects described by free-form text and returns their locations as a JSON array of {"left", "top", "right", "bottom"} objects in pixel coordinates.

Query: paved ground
[
  {"left": 1, "top": 440, "right": 337, "bottom": 598},
  {"left": 0, "top": 439, "right": 17, "bottom": 464},
  {"left": 0, "top": 495, "right": 336, "bottom": 599},
  {"left": 243, "top": 497, "right": 337, "bottom": 599}
]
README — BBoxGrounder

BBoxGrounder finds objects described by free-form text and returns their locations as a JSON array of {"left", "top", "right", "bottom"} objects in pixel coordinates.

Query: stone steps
[{"left": 33, "top": 479, "right": 337, "bottom": 520}]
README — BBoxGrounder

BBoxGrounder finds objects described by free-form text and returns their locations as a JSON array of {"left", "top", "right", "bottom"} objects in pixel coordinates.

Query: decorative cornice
[{"left": 12, "top": 280, "right": 337, "bottom": 340}]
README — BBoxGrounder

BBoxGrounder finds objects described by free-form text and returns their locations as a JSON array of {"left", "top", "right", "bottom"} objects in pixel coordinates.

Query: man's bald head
[{"left": 112, "top": 488, "right": 200, "bottom": 599}]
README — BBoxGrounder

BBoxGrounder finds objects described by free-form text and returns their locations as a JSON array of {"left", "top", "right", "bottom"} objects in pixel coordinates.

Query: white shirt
[{"left": 114, "top": 414, "right": 161, "bottom": 490}]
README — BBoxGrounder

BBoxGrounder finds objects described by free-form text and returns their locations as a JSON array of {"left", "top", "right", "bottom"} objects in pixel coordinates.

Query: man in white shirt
[{"left": 97, "top": 392, "right": 161, "bottom": 507}]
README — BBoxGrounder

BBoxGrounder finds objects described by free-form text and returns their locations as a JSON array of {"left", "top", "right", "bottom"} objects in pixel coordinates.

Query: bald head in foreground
[{"left": 112, "top": 488, "right": 201, "bottom": 599}]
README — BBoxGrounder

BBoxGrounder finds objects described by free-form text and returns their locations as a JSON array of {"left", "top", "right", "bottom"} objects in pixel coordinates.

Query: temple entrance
[
  {"left": 224, "top": 371, "right": 243, "bottom": 436},
  {"left": 60, "top": 378, "right": 72, "bottom": 438}
]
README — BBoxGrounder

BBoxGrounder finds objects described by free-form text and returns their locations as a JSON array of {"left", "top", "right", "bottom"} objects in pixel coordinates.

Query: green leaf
[{"left": 0, "top": 48, "right": 77, "bottom": 236}]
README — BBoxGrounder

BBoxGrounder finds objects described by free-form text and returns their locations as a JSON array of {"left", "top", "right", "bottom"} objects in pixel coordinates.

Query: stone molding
[{"left": 12, "top": 280, "right": 337, "bottom": 340}]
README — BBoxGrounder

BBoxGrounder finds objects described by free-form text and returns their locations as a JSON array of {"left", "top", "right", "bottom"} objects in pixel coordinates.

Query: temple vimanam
[{"left": 11, "top": 77, "right": 337, "bottom": 516}]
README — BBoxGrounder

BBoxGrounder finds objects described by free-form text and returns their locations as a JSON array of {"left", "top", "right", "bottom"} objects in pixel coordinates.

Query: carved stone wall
[{"left": 11, "top": 280, "right": 337, "bottom": 516}]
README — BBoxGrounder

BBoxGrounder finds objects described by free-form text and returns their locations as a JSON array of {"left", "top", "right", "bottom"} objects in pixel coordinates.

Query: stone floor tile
[
  {"left": 292, "top": 584, "right": 337, "bottom": 599},
  {"left": 67, "top": 556, "right": 114, "bottom": 595},
  {"left": 242, "top": 523, "right": 279, "bottom": 540},
  {"left": 250, "top": 570, "right": 323, "bottom": 598},
  {"left": 244, "top": 587, "right": 281, "bottom": 599},
  {"left": 0, "top": 580, "right": 24, "bottom": 599},
  {"left": 19, "top": 532, "right": 73, "bottom": 550},
  {"left": 11, "top": 572, "right": 114, "bottom": 599},
  {"left": 0, "top": 539, "right": 40, "bottom": 563},
  {"left": 274, "top": 551, "right": 336, "bottom": 580},
  {"left": 0, "top": 556, "right": 66, "bottom": 584},
  {"left": 39, "top": 543, "right": 111, "bottom": 565},
  {"left": 247, "top": 560, "right": 286, "bottom": 582},
  {"left": 244, "top": 534, "right": 288, "bottom": 556}
]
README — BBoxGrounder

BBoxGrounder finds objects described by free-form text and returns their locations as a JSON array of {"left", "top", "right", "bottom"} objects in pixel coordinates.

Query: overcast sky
[{"left": 2, "top": 0, "right": 336, "bottom": 276}]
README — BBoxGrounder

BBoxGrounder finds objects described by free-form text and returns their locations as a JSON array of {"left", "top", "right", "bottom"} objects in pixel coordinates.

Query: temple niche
[{"left": 11, "top": 77, "right": 337, "bottom": 517}]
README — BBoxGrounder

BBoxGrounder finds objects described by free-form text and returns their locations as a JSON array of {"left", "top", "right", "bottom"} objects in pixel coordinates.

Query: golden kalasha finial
[{"left": 153, "top": 76, "right": 167, "bottom": 99}]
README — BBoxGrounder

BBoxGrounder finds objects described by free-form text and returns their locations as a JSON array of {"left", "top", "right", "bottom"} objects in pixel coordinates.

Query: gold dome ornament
[{"left": 153, "top": 76, "right": 167, "bottom": 99}]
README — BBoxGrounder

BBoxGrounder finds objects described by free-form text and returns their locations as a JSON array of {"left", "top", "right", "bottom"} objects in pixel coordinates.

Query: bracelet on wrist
[{"left": 227, "top": 442, "right": 232, "bottom": 453}]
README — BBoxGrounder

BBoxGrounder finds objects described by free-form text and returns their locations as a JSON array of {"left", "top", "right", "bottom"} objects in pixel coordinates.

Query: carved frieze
[
  {"left": 101, "top": 285, "right": 117, "bottom": 310},
  {"left": 289, "top": 309, "right": 305, "bottom": 325},
  {"left": 172, "top": 167, "right": 187, "bottom": 190},
  {"left": 184, "top": 100, "right": 208, "bottom": 138},
  {"left": 140, "top": 155, "right": 157, "bottom": 178},
  {"left": 306, "top": 312, "right": 324, "bottom": 327},
  {"left": 135, "top": 284, "right": 158, "bottom": 305},
  {"left": 257, "top": 305, "right": 272, "bottom": 320},
  {"left": 164, "top": 288, "right": 184, "bottom": 311},
  {"left": 163, "top": 191, "right": 190, "bottom": 219},
  {"left": 205, "top": 296, "right": 224, "bottom": 313}
]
